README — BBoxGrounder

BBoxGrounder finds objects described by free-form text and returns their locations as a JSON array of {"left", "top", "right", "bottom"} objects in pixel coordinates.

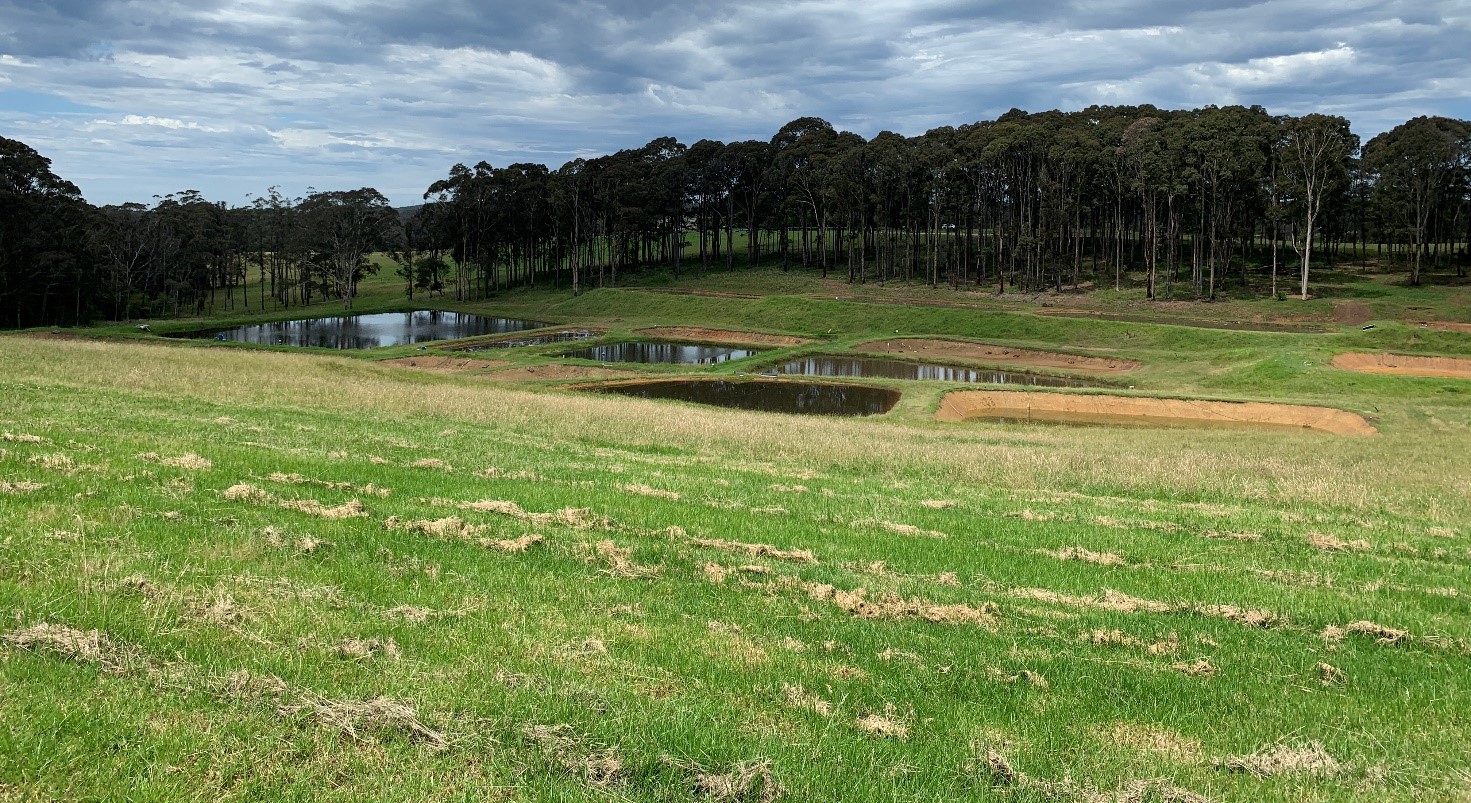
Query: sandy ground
[
  {"left": 855, "top": 338, "right": 1139, "bottom": 373},
  {"left": 1423, "top": 321, "right": 1471, "bottom": 334},
  {"left": 936, "top": 391, "right": 1376, "bottom": 436},
  {"left": 635, "top": 327, "right": 813, "bottom": 346},
  {"left": 1332, "top": 352, "right": 1471, "bottom": 379},
  {"left": 378, "top": 356, "right": 512, "bottom": 373},
  {"left": 480, "top": 365, "right": 641, "bottom": 382}
]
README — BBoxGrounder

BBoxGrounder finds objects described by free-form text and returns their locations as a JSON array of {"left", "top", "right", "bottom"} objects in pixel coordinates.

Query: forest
[{"left": 2, "top": 105, "right": 1469, "bottom": 329}]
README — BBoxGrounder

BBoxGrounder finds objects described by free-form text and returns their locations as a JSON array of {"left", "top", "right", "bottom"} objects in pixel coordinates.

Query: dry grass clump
[
  {"left": 223, "top": 483, "right": 272, "bottom": 503},
  {"left": 1316, "top": 662, "right": 1347, "bottom": 685},
  {"left": 690, "top": 538, "right": 816, "bottom": 564},
  {"left": 1098, "top": 722, "right": 1203, "bottom": 763},
  {"left": 1200, "top": 529, "right": 1263, "bottom": 541},
  {"left": 853, "top": 518, "right": 948, "bottom": 538},
  {"left": 1011, "top": 587, "right": 1172, "bottom": 614},
  {"left": 1, "top": 431, "right": 44, "bottom": 443},
  {"left": 974, "top": 745, "right": 1210, "bottom": 802},
  {"left": 0, "top": 480, "right": 45, "bottom": 493},
  {"left": 807, "top": 583, "right": 998, "bottom": 627},
  {"left": 456, "top": 499, "right": 604, "bottom": 529},
  {"left": 687, "top": 759, "right": 784, "bottom": 803},
  {"left": 1323, "top": 621, "right": 1410, "bottom": 646},
  {"left": 409, "top": 458, "right": 453, "bottom": 471},
  {"left": 332, "top": 637, "right": 402, "bottom": 661},
  {"left": 383, "top": 605, "right": 435, "bottom": 623},
  {"left": 1195, "top": 605, "right": 1286, "bottom": 629},
  {"left": 279, "top": 498, "right": 366, "bottom": 519},
  {"left": 386, "top": 515, "right": 488, "bottom": 540},
  {"left": 919, "top": 499, "right": 956, "bottom": 509},
  {"left": 29, "top": 453, "right": 75, "bottom": 472},
  {"left": 779, "top": 683, "right": 833, "bottom": 718},
  {"left": 522, "top": 723, "right": 626, "bottom": 787},
  {"left": 703, "top": 563, "right": 730, "bottom": 584},
  {"left": 591, "top": 540, "right": 659, "bottom": 579},
  {"left": 1218, "top": 741, "right": 1343, "bottom": 778},
  {"left": 138, "top": 452, "right": 212, "bottom": 470},
  {"left": 483, "top": 534, "right": 543, "bottom": 552},
  {"left": 189, "top": 592, "right": 253, "bottom": 627},
  {"left": 1171, "top": 659, "right": 1217, "bottom": 677},
  {"left": 623, "top": 483, "right": 681, "bottom": 500},
  {"left": 2, "top": 623, "right": 128, "bottom": 672},
  {"left": 1040, "top": 546, "right": 1127, "bottom": 566},
  {"left": 769, "top": 483, "right": 807, "bottom": 493},
  {"left": 287, "top": 694, "right": 445, "bottom": 748},
  {"left": 854, "top": 704, "right": 911, "bottom": 740},
  {"left": 1085, "top": 629, "right": 1143, "bottom": 647},
  {"left": 1307, "top": 532, "right": 1373, "bottom": 552}
]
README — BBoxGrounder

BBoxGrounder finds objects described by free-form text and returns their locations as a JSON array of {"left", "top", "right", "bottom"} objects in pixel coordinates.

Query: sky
[{"left": 1, "top": 0, "right": 1468, "bottom": 207}]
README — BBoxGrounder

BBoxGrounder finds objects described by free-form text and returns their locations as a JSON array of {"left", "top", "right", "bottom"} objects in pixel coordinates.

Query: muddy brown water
[
  {"left": 774, "top": 355, "right": 1104, "bottom": 387},
  {"left": 562, "top": 341, "right": 765, "bottom": 364},
  {"left": 589, "top": 379, "right": 900, "bottom": 416},
  {"left": 168, "top": 311, "right": 548, "bottom": 349}
]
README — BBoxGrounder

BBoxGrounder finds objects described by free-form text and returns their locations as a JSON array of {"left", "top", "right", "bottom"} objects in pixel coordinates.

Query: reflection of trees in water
[{"left": 595, "top": 380, "right": 898, "bottom": 416}]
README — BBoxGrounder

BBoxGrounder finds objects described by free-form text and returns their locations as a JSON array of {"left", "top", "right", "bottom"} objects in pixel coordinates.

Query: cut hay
[
  {"left": 1098, "top": 723, "right": 1202, "bottom": 762},
  {"left": 807, "top": 583, "right": 998, "bottom": 627},
  {"left": 592, "top": 540, "right": 658, "bottom": 579},
  {"left": 1171, "top": 659, "right": 1217, "bottom": 677},
  {"left": 1195, "top": 605, "right": 1286, "bottom": 629},
  {"left": 690, "top": 538, "right": 817, "bottom": 564},
  {"left": 854, "top": 705, "right": 911, "bottom": 740},
  {"left": 0, "top": 480, "right": 45, "bottom": 493},
  {"left": 854, "top": 518, "right": 947, "bottom": 538},
  {"left": 1323, "top": 621, "right": 1410, "bottom": 646},
  {"left": 138, "top": 452, "right": 213, "bottom": 470},
  {"left": 769, "top": 483, "right": 808, "bottom": 493},
  {"left": 279, "top": 498, "right": 367, "bottom": 519},
  {"left": 287, "top": 694, "right": 445, "bottom": 748},
  {"left": 688, "top": 758, "right": 784, "bottom": 803},
  {"left": 1040, "top": 546, "right": 1127, "bottom": 566},
  {"left": 1316, "top": 662, "right": 1346, "bottom": 685},
  {"left": 482, "top": 534, "right": 543, "bottom": 553},
  {"left": 623, "top": 483, "right": 681, "bottom": 500},
  {"left": 1307, "top": 532, "right": 1373, "bottom": 552},
  {"left": 2, "top": 623, "right": 128, "bottom": 671},
  {"left": 223, "top": 483, "right": 272, "bottom": 503},
  {"left": 522, "top": 723, "right": 626, "bottom": 787},
  {"left": 919, "top": 499, "right": 956, "bottom": 509},
  {"left": 1218, "top": 741, "right": 1343, "bottom": 778},
  {"left": 1010, "top": 587, "right": 1172, "bottom": 614},
  {"left": 332, "top": 638, "right": 402, "bottom": 661},
  {"left": 1, "top": 431, "right": 45, "bottom": 443},
  {"left": 409, "top": 458, "right": 453, "bottom": 471},
  {"left": 386, "top": 516, "right": 488, "bottom": 540},
  {"left": 456, "top": 499, "right": 604, "bottom": 529}
]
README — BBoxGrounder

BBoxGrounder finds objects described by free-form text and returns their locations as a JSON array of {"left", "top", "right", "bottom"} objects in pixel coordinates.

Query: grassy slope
[{"left": 2, "top": 269, "right": 1470, "bottom": 802}]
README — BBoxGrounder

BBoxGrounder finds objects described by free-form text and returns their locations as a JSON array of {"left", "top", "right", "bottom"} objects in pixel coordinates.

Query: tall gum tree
[
  {"left": 1363, "top": 115, "right": 1471, "bottom": 285},
  {"left": 1278, "top": 114, "right": 1357, "bottom": 300}
]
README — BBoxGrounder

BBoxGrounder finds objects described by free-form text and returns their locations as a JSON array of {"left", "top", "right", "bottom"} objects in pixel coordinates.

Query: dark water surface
[
  {"left": 563, "top": 341, "right": 764, "bottom": 364},
  {"left": 169, "top": 311, "right": 547, "bottom": 349},
  {"left": 774, "top": 355, "right": 1103, "bottom": 387},
  {"left": 590, "top": 380, "right": 900, "bottom": 416}
]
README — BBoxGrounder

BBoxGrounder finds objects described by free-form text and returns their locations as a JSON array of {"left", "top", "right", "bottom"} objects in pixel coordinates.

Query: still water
[
  {"left": 172, "top": 311, "right": 548, "bottom": 349},
  {"left": 590, "top": 379, "right": 900, "bottom": 416},
  {"left": 774, "top": 355, "right": 1102, "bottom": 387},
  {"left": 562, "top": 341, "right": 764, "bottom": 364}
]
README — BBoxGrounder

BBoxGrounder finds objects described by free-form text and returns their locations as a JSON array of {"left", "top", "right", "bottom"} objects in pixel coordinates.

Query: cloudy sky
[{"left": 2, "top": 0, "right": 1468, "bottom": 206}]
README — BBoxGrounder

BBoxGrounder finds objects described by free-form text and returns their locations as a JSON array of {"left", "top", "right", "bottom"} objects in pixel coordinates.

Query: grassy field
[{"left": 3, "top": 267, "right": 1470, "bottom": 801}]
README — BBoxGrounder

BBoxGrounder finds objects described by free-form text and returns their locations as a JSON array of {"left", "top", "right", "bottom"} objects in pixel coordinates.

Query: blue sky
[{"left": 2, "top": 0, "right": 1468, "bottom": 206}]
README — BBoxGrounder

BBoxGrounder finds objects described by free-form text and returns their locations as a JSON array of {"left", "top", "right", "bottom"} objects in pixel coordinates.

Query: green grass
[{"left": 3, "top": 268, "right": 1471, "bottom": 801}]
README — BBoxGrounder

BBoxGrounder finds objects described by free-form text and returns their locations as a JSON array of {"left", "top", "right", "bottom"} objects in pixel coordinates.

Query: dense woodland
[{"left": 2, "top": 105, "right": 1470, "bottom": 328}]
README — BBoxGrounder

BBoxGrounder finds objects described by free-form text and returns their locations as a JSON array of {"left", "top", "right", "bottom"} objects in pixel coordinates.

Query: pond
[
  {"left": 168, "top": 311, "right": 548, "bottom": 349},
  {"left": 562, "top": 341, "right": 765, "bottom": 364},
  {"left": 773, "top": 355, "right": 1104, "bottom": 387},
  {"left": 455, "top": 329, "right": 599, "bottom": 351},
  {"left": 589, "top": 379, "right": 900, "bottom": 416}
]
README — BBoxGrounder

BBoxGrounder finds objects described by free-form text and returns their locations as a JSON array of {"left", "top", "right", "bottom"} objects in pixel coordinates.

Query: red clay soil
[
  {"left": 1332, "top": 352, "right": 1471, "bottom": 379},
  {"left": 936, "top": 390, "right": 1376, "bottom": 436},
  {"left": 635, "top": 326, "right": 814, "bottom": 346},
  {"left": 855, "top": 338, "right": 1139, "bottom": 373}
]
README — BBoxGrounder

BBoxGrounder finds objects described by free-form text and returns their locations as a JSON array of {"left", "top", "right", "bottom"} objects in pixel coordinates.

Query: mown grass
[{"left": 3, "top": 268, "right": 1470, "bottom": 801}]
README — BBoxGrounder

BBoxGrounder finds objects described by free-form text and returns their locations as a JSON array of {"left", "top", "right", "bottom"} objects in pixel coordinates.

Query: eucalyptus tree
[
  {"left": 0, "top": 136, "right": 93, "bottom": 327},
  {"left": 1362, "top": 116, "right": 1471, "bottom": 285},
  {"left": 297, "top": 188, "right": 401, "bottom": 309},
  {"left": 1278, "top": 114, "right": 1358, "bottom": 299},
  {"left": 770, "top": 117, "right": 841, "bottom": 274}
]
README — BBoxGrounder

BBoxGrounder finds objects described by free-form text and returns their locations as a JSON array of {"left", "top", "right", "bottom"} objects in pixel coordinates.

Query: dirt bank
[
  {"left": 379, "top": 356, "right": 512, "bottom": 373},
  {"left": 481, "top": 365, "right": 641, "bottom": 382},
  {"left": 1332, "top": 302, "right": 1372, "bottom": 325},
  {"left": 856, "top": 338, "right": 1139, "bottom": 373},
  {"left": 635, "top": 327, "right": 814, "bottom": 347},
  {"left": 1332, "top": 352, "right": 1471, "bottom": 379},
  {"left": 1423, "top": 321, "right": 1471, "bottom": 334},
  {"left": 936, "top": 391, "right": 1375, "bottom": 435}
]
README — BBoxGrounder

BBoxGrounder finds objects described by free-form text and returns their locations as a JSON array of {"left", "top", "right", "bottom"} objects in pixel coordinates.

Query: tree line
[{"left": 2, "top": 105, "right": 1469, "bottom": 328}]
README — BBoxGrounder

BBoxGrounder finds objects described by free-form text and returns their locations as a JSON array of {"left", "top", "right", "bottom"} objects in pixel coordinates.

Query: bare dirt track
[
  {"left": 856, "top": 338, "right": 1139, "bottom": 373},
  {"left": 379, "top": 356, "right": 511, "bottom": 373},
  {"left": 936, "top": 391, "right": 1376, "bottom": 435},
  {"left": 635, "top": 327, "right": 814, "bottom": 347},
  {"left": 1332, "top": 352, "right": 1471, "bottom": 379}
]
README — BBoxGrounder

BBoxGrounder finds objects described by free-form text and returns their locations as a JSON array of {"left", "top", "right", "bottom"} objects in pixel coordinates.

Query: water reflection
[
  {"left": 590, "top": 379, "right": 899, "bottom": 416},
  {"left": 563, "top": 341, "right": 764, "bottom": 364},
  {"left": 169, "top": 311, "right": 547, "bottom": 349},
  {"left": 775, "top": 355, "right": 1101, "bottom": 387}
]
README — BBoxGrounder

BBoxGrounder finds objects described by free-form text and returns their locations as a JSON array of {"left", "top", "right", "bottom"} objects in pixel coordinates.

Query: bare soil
[
  {"left": 635, "top": 327, "right": 814, "bottom": 347},
  {"left": 855, "top": 338, "right": 1139, "bottom": 373},
  {"left": 379, "top": 356, "right": 512, "bottom": 373},
  {"left": 1331, "top": 352, "right": 1471, "bottom": 379},
  {"left": 1423, "top": 321, "right": 1471, "bottom": 334},
  {"left": 1332, "top": 301, "right": 1372, "bottom": 325},
  {"left": 936, "top": 391, "right": 1375, "bottom": 435},
  {"left": 482, "top": 365, "right": 641, "bottom": 382}
]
